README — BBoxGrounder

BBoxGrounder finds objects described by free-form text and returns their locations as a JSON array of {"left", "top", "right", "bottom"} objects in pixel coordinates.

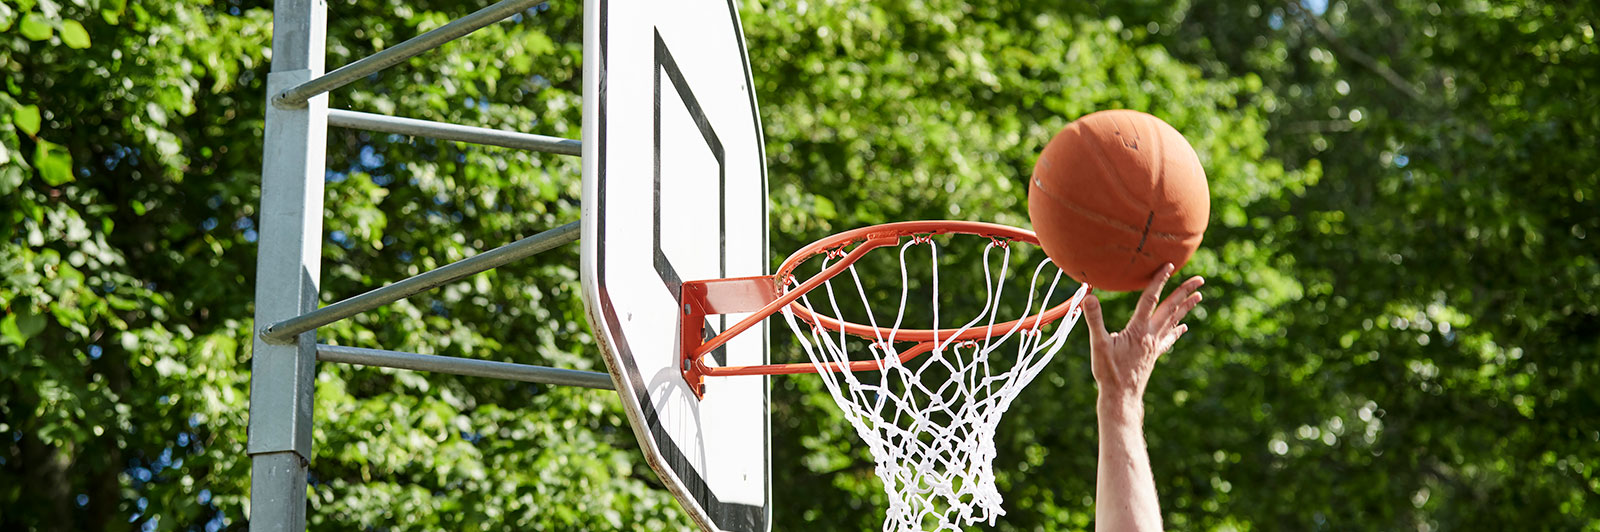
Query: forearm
[{"left": 1095, "top": 394, "right": 1162, "bottom": 532}]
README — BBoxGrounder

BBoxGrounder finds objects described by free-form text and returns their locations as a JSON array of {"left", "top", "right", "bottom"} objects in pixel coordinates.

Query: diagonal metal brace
[
  {"left": 678, "top": 276, "right": 779, "bottom": 398},
  {"left": 260, "top": 221, "right": 578, "bottom": 344}
]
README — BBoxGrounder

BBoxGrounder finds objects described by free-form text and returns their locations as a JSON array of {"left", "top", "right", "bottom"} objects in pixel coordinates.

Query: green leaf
[
  {"left": 33, "top": 139, "right": 74, "bottom": 186},
  {"left": 0, "top": 314, "right": 21, "bottom": 346},
  {"left": 814, "top": 195, "right": 837, "bottom": 219},
  {"left": 2, "top": 307, "right": 45, "bottom": 345},
  {"left": 14, "top": 104, "right": 41, "bottom": 136},
  {"left": 101, "top": 0, "right": 126, "bottom": 24},
  {"left": 19, "top": 12, "right": 51, "bottom": 41},
  {"left": 0, "top": 166, "right": 23, "bottom": 196},
  {"left": 0, "top": 3, "right": 15, "bottom": 33},
  {"left": 59, "top": 19, "right": 90, "bottom": 49},
  {"left": 8, "top": 0, "right": 35, "bottom": 17}
]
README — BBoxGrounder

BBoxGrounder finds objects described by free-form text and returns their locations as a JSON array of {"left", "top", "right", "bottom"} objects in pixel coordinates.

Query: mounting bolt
[{"left": 683, "top": 303, "right": 691, "bottom": 314}]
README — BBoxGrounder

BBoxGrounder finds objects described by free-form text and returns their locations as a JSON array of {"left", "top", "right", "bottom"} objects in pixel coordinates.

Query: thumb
[{"left": 1082, "top": 293, "right": 1109, "bottom": 345}]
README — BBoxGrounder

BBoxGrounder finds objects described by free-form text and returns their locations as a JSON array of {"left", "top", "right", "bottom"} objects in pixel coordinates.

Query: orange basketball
[{"left": 1027, "top": 110, "right": 1210, "bottom": 292}]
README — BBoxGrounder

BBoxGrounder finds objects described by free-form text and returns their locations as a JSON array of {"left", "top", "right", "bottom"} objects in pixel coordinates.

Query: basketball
[{"left": 1027, "top": 110, "right": 1210, "bottom": 292}]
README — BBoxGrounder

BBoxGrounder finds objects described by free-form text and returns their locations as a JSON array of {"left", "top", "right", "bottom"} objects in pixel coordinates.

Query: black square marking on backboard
[
  {"left": 654, "top": 29, "right": 729, "bottom": 365},
  {"left": 593, "top": 12, "right": 770, "bottom": 530}
]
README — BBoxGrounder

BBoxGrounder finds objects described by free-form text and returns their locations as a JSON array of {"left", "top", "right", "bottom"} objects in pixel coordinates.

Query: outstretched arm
[{"left": 1084, "top": 263, "right": 1204, "bottom": 532}]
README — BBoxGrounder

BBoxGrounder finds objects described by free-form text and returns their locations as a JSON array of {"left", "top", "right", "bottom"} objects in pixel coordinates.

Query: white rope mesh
[{"left": 780, "top": 237, "right": 1087, "bottom": 531}]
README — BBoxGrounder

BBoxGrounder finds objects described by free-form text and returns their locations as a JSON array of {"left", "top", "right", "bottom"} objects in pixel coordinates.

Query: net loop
[{"left": 778, "top": 224, "right": 1089, "bottom": 531}]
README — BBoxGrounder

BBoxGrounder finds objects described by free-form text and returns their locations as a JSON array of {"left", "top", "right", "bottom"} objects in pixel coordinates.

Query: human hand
[{"left": 1083, "top": 263, "right": 1204, "bottom": 406}]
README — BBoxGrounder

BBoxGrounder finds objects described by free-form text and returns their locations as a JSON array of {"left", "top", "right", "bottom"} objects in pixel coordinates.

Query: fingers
[
  {"left": 1084, "top": 294, "right": 1122, "bottom": 387},
  {"left": 1153, "top": 275, "right": 1205, "bottom": 329},
  {"left": 1082, "top": 293, "right": 1110, "bottom": 346},
  {"left": 1130, "top": 263, "right": 1176, "bottom": 327},
  {"left": 1166, "top": 289, "right": 1203, "bottom": 330},
  {"left": 1154, "top": 323, "right": 1190, "bottom": 357}
]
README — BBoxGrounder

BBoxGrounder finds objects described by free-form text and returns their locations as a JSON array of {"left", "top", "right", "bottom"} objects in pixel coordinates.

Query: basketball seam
[
  {"left": 1149, "top": 116, "right": 1169, "bottom": 237},
  {"left": 1057, "top": 119, "right": 1191, "bottom": 241},
  {"left": 1137, "top": 116, "right": 1165, "bottom": 257},
  {"left": 1038, "top": 186, "right": 1141, "bottom": 235},
  {"left": 1036, "top": 179, "right": 1196, "bottom": 241},
  {"left": 1134, "top": 211, "right": 1154, "bottom": 257}
]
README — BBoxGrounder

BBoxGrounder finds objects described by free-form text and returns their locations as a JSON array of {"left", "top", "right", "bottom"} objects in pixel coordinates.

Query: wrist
[{"left": 1097, "top": 392, "right": 1145, "bottom": 424}]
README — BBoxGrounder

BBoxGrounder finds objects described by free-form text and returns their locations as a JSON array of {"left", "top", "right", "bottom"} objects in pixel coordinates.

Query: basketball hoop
[{"left": 679, "top": 220, "right": 1089, "bottom": 531}]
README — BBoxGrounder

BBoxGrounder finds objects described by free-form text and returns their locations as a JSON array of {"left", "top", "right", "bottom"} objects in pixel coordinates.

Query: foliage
[
  {"left": 1090, "top": 1, "right": 1600, "bottom": 529},
  {"left": 1, "top": 0, "right": 1594, "bottom": 530},
  {"left": 3, "top": 1, "right": 681, "bottom": 530},
  {"left": 743, "top": 1, "right": 1311, "bottom": 529}
]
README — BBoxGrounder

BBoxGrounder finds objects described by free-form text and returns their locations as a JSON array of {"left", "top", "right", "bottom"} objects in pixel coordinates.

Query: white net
[{"left": 780, "top": 235, "right": 1088, "bottom": 531}]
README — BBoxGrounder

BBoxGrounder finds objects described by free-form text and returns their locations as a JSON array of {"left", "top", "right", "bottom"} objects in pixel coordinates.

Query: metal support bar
[
  {"left": 261, "top": 221, "right": 580, "bottom": 344},
  {"left": 317, "top": 344, "right": 615, "bottom": 390},
  {"left": 249, "top": 67, "right": 329, "bottom": 456},
  {"left": 250, "top": 0, "right": 325, "bottom": 529},
  {"left": 273, "top": 0, "right": 545, "bottom": 108},
  {"left": 328, "top": 109, "right": 581, "bottom": 156}
]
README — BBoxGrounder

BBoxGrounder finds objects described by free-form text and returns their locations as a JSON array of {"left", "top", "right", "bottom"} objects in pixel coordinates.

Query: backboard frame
[{"left": 579, "top": 0, "right": 773, "bottom": 530}]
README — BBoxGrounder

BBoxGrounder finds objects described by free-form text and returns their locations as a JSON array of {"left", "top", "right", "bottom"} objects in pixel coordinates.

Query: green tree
[
  {"left": 4, "top": 1, "right": 684, "bottom": 529},
  {"left": 1081, "top": 1, "right": 1600, "bottom": 529},
  {"left": 3, "top": 0, "right": 1594, "bottom": 530},
  {"left": 741, "top": 1, "right": 1311, "bottom": 529},
  {"left": 3, "top": 1, "right": 265, "bottom": 528}
]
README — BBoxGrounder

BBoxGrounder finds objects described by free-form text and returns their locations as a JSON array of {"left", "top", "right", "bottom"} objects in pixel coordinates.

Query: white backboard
[{"left": 579, "top": 0, "right": 770, "bottom": 530}]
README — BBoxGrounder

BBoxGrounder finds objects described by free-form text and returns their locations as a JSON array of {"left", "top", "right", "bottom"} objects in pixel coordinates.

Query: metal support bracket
[
  {"left": 678, "top": 235, "right": 904, "bottom": 398},
  {"left": 679, "top": 276, "right": 779, "bottom": 399}
]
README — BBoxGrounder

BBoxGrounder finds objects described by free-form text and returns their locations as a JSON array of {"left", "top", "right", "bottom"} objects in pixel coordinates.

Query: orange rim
[{"left": 775, "top": 220, "right": 1079, "bottom": 344}]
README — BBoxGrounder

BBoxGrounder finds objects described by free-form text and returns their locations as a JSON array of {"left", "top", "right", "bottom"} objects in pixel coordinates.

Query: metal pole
[
  {"left": 261, "top": 221, "right": 580, "bottom": 344},
  {"left": 328, "top": 109, "right": 581, "bottom": 156},
  {"left": 274, "top": 0, "right": 545, "bottom": 108},
  {"left": 249, "top": 0, "right": 325, "bottom": 530},
  {"left": 317, "top": 345, "right": 615, "bottom": 390}
]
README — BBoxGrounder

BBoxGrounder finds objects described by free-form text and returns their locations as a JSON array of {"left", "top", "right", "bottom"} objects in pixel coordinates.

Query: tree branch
[{"left": 1286, "top": 1, "right": 1426, "bottom": 102}]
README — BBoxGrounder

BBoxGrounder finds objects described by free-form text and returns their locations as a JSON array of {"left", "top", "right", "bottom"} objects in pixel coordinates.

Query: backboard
[{"left": 579, "top": 0, "right": 770, "bottom": 530}]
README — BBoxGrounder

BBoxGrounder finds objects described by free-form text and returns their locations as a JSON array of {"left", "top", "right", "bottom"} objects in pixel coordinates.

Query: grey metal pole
[
  {"left": 328, "top": 109, "right": 581, "bottom": 156},
  {"left": 249, "top": 0, "right": 326, "bottom": 530},
  {"left": 274, "top": 0, "right": 545, "bottom": 108},
  {"left": 317, "top": 345, "right": 615, "bottom": 390},
  {"left": 260, "top": 221, "right": 579, "bottom": 344}
]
